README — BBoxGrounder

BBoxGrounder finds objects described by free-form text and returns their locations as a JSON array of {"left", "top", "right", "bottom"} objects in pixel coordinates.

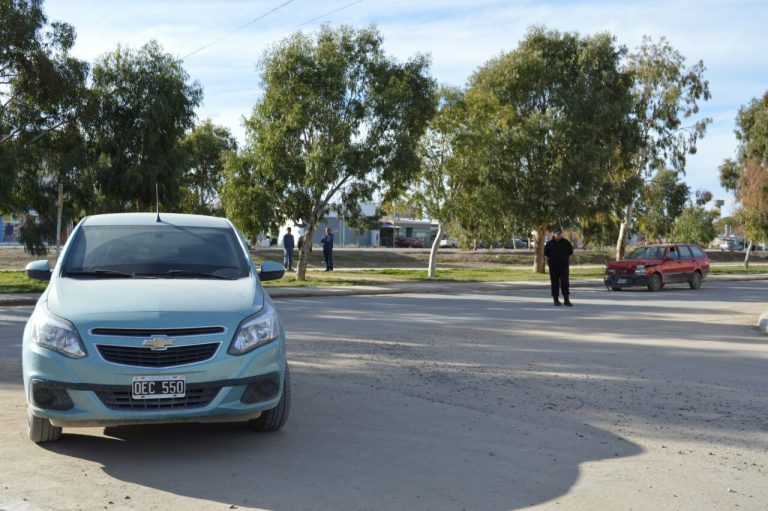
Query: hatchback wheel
[
  {"left": 647, "top": 273, "right": 662, "bottom": 292},
  {"left": 689, "top": 271, "right": 702, "bottom": 290},
  {"left": 27, "top": 407, "right": 62, "bottom": 443},
  {"left": 248, "top": 365, "right": 291, "bottom": 431}
]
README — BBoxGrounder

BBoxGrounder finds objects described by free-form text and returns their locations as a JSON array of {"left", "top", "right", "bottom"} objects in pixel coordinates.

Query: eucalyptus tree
[
  {"left": 406, "top": 87, "right": 499, "bottom": 276},
  {"left": 467, "top": 27, "right": 638, "bottom": 272},
  {"left": 229, "top": 25, "right": 437, "bottom": 280},
  {"left": 670, "top": 206, "right": 718, "bottom": 246},
  {"left": 615, "top": 36, "right": 711, "bottom": 259},
  {"left": 1, "top": 0, "right": 88, "bottom": 253},
  {"left": 720, "top": 91, "right": 768, "bottom": 267},
  {"left": 636, "top": 168, "right": 689, "bottom": 242},
  {"left": 179, "top": 120, "right": 237, "bottom": 215},
  {"left": 84, "top": 41, "right": 202, "bottom": 212}
]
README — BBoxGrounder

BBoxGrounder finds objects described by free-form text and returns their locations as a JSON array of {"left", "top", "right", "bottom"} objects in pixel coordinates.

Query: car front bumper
[
  {"left": 23, "top": 336, "right": 286, "bottom": 428},
  {"left": 604, "top": 274, "right": 649, "bottom": 288}
]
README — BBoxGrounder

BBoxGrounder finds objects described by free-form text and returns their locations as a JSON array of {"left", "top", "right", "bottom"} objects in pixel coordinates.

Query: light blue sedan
[{"left": 22, "top": 213, "right": 290, "bottom": 442}]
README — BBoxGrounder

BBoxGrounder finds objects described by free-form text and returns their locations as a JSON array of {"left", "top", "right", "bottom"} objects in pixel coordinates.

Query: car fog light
[{"left": 31, "top": 379, "right": 74, "bottom": 410}]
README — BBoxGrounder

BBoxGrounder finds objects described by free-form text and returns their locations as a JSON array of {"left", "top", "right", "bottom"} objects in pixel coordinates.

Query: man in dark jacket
[
  {"left": 282, "top": 227, "right": 295, "bottom": 271},
  {"left": 544, "top": 227, "right": 574, "bottom": 306},
  {"left": 321, "top": 227, "right": 334, "bottom": 271}
]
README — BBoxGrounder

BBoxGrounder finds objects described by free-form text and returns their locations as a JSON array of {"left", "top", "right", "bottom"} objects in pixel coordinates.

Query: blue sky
[{"left": 45, "top": 0, "right": 768, "bottom": 215}]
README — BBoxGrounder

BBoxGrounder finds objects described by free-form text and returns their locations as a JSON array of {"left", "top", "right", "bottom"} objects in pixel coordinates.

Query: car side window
[
  {"left": 690, "top": 245, "right": 705, "bottom": 258},
  {"left": 666, "top": 247, "right": 678, "bottom": 259},
  {"left": 677, "top": 246, "right": 693, "bottom": 259}
]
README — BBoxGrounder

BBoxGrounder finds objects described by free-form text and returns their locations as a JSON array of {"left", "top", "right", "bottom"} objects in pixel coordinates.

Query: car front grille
[
  {"left": 95, "top": 386, "right": 220, "bottom": 411},
  {"left": 91, "top": 326, "right": 225, "bottom": 337},
  {"left": 97, "top": 343, "right": 220, "bottom": 367}
]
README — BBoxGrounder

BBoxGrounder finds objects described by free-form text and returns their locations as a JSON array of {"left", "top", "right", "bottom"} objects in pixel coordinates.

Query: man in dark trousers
[
  {"left": 544, "top": 227, "right": 574, "bottom": 306},
  {"left": 321, "top": 227, "right": 334, "bottom": 271},
  {"left": 282, "top": 227, "right": 295, "bottom": 271}
]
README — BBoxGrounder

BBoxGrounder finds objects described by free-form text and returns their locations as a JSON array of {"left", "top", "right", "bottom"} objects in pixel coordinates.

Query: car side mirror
[
  {"left": 25, "top": 260, "right": 52, "bottom": 281},
  {"left": 259, "top": 260, "right": 285, "bottom": 282}
]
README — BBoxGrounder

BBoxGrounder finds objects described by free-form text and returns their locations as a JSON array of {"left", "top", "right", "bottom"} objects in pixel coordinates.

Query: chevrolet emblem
[{"left": 143, "top": 337, "right": 176, "bottom": 351}]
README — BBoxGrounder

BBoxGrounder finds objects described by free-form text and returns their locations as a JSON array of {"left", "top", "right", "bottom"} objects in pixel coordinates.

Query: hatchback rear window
[{"left": 62, "top": 224, "right": 249, "bottom": 279}]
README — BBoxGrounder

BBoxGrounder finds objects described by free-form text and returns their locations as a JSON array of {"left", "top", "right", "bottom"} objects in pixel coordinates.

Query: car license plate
[
  {"left": 131, "top": 375, "right": 186, "bottom": 399},
  {"left": 617, "top": 278, "right": 627, "bottom": 284}
]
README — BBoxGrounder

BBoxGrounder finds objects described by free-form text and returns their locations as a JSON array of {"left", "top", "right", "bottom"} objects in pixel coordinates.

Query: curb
[{"left": 759, "top": 313, "right": 768, "bottom": 335}]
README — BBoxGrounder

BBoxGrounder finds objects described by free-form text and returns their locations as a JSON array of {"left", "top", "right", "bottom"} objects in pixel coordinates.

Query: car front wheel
[
  {"left": 248, "top": 365, "right": 291, "bottom": 432},
  {"left": 27, "top": 407, "right": 62, "bottom": 443},
  {"left": 689, "top": 271, "right": 702, "bottom": 290},
  {"left": 647, "top": 273, "right": 662, "bottom": 292}
]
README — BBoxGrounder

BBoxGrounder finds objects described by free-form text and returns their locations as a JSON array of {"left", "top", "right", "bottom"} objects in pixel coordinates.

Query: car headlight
[
  {"left": 606, "top": 268, "right": 615, "bottom": 275},
  {"left": 228, "top": 306, "right": 281, "bottom": 355},
  {"left": 29, "top": 307, "right": 87, "bottom": 359},
  {"left": 635, "top": 265, "right": 646, "bottom": 275}
]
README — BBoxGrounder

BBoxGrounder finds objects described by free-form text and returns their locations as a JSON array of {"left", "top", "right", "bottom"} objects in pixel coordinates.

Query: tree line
[{"left": 2, "top": 1, "right": 766, "bottom": 276}]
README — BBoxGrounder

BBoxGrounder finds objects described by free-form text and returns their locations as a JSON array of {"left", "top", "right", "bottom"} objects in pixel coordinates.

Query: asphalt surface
[{"left": 3, "top": 274, "right": 768, "bottom": 335}]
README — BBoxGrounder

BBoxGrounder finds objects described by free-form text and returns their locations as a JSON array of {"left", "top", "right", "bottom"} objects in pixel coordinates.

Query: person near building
[
  {"left": 544, "top": 227, "right": 573, "bottom": 306},
  {"left": 321, "top": 227, "right": 334, "bottom": 271},
  {"left": 282, "top": 227, "right": 295, "bottom": 271}
]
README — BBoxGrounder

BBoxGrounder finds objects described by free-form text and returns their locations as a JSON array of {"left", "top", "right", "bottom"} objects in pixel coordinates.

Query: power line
[
  {"left": 181, "top": 0, "right": 296, "bottom": 61},
  {"left": 290, "top": 0, "right": 364, "bottom": 31}
]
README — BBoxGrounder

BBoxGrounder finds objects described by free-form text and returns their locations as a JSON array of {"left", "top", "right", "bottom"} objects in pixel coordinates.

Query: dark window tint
[
  {"left": 62, "top": 224, "right": 249, "bottom": 279},
  {"left": 677, "top": 245, "right": 693, "bottom": 258},
  {"left": 689, "top": 245, "right": 705, "bottom": 258}
]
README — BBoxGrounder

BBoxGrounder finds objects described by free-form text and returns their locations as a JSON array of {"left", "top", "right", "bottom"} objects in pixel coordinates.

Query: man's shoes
[
  {"left": 564, "top": 298, "right": 573, "bottom": 307},
  {"left": 553, "top": 299, "right": 562, "bottom": 306}
]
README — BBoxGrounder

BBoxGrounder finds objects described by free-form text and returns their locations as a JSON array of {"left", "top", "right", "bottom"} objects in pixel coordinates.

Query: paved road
[{"left": 1, "top": 281, "right": 767, "bottom": 510}]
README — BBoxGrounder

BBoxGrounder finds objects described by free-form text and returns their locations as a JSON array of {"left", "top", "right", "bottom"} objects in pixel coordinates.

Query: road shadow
[{"left": 42, "top": 364, "right": 641, "bottom": 510}]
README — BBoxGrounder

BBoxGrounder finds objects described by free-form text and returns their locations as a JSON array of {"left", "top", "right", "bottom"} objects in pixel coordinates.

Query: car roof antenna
[{"left": 155, "top": 183, "right": 161, "bottom": 223}]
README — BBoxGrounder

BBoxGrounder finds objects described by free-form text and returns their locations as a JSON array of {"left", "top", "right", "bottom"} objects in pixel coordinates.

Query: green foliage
[
  {"left": 85, "top": 41, "right": 203, "bottom": 213},
  {"left": 226, "top": 25, "right": 437, "bottom": 278},
  {"left": 615, "top": 36, "right": 711, "bottom": 257},
  {"left": 464, "top": 27, "right": 638, "bottom": 269},
  {"left": 734, "top": 91, "right": 768, "bottom": 166},
  {"left": 720, "top": 92, "right": 768, "bottom": 252},
  {"left": 0, "top": 0, "right": 88, "bottom": 236},
  {"left": 179, "top": 120, "right": 237, "bottom": 215},
  {"left": 670, "top": 206, "right": 718, "bottom": 244},
  {"left": 637, "top": 168, "right": 689, "bottom": 242}
]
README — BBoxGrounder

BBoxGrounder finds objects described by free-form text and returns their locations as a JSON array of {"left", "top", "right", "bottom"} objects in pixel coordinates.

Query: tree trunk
[
  {"left": 616, "top": 201, "right": 635, "bottom": 261},
  {"left": 534, "top": 226, "right": 546, "bottom": 274},
  {"left": 427, "top": 226, "right": 443, "bottom": 278},
  {"left": 744, "top": 241, "right": 752, "bottom": 269},
  {"left": 296, "top": 228, "right": 314, "bottom": 281}
]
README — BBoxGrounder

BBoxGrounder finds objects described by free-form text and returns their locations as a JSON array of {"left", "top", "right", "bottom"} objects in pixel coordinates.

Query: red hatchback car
[{"left": 604, "top": 243, "right": 710, "bottom": 292}]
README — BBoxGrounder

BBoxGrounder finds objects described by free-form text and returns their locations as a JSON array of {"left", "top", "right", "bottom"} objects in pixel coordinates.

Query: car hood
[
  {"left": 45, "top": 276, "right": 264, "bottom": 322},
  {"left": 607, "top": 258, "right": 662, "bottom": 268}
]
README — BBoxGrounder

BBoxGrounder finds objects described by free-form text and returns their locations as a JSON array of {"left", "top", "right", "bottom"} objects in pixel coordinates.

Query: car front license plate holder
[
  {"left": 617, "top": 278, "right": 627, "bottom": 284},
  {"left": 131, "top": 375, "right": 186, "bottom": 400}
]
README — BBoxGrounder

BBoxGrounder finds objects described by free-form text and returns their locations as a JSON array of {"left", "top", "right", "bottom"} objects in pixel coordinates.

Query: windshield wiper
[
  {"left": 64, "top": 269, "right": 138, "bottom": 279},
  {"left": 144, "top": 270, "right": 235, "bottom": 280}
]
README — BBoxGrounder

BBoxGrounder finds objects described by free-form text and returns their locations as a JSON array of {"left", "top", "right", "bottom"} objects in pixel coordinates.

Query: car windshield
[
  {"left": 627, "top": 246, "right": 664, "bottom": 260},
  {"left": 61, "top": 224, "right": 250, "bottom": 279}
]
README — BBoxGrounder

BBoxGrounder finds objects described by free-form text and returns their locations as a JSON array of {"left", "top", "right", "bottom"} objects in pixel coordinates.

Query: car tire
[
  {"left": 27, "top": 407, "right": 62, "bottom": 443},
  {"left": 647, "top": 273, "right": 662, "bottom": 292},
  {"left": 610, "top": 287, "right": 622, "bottom": 291},
  {"left": 248, "top": 365, "right": 291, "bottom": 432},
  {"left": 689, "top": 271, "right": 702, "bottom": 290}
]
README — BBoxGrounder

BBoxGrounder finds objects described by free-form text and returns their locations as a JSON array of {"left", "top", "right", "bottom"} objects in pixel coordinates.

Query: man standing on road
[
  {"left": 321, "top": 227, "right": 334, "bottom": 271},
  {"left": 282, "top": 227, "right": 295, "bottom": 271},
  {"left": 544, "top": 227, "right": 573, "bottom": 306}
]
